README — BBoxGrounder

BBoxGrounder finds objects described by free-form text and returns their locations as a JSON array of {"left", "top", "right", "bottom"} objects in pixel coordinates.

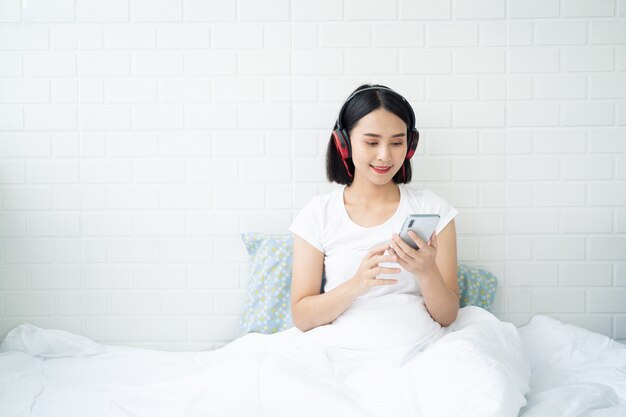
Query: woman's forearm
[
  {"left": 419, "top": 268, "right": 460, "bottom": 327},
  {"left": 292, "top": 279, "right": 360, "bottom": 332}
]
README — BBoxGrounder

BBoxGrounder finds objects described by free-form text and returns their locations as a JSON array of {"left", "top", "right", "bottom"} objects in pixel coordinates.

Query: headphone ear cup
[
  {"left": 340, "top": 129, "right": 351, "bottom": 157},
  {"left": 332, "top": 129, "right": 354, "bottom": 178},
  {"left": 332, "top": 129, "right": 351, "bottom": 160},
  {"left": 405, "top": 129, "right": 419, "bottom": 160}
]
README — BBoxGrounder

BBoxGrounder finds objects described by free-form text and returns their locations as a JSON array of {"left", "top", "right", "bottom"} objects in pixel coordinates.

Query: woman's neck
[{"left": 344, "top": 181, "right": 400, "bottom": 207}]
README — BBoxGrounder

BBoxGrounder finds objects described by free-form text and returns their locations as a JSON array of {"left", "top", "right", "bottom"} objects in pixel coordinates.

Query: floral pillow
[
  {"left": 457, "top": 263, "right": 498, "bottom": 312},
  {"left": 239, "top": 233, "right": 294, "bottom": 336},
  {"left": 240, "top": 232, "right": 498, "bottom": 335}
]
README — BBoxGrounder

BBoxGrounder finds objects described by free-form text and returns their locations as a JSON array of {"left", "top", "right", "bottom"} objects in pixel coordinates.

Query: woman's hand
[
  {"left": 350, "top": 242, "right": 400, "bottom": 297},
  {"left": 388, "top": 230, "right": 438, "bottom": 279}
]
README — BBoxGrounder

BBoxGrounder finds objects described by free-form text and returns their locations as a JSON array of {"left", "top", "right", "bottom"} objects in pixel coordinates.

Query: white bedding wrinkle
[
  {"left": 0, "top": 352, "right": 44, "bottom": 417},
  {"left": 407, "top": 307, "right": 531, "bottom": 417},
  {"left": 517, "top": 315, "right": 626, "bottom": 417},
  {"left": 1, "top": 306, "right": 625, "bottom": 417}
]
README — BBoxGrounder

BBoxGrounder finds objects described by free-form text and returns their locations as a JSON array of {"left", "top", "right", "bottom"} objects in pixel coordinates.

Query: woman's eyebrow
[{"left": 362, "top": 133, "right": 406, "bottom": 138}]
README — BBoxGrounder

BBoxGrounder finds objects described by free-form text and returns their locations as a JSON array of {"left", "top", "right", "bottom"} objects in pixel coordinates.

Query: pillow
[
  {"left": 240, "top": 232, "right": 498, "bottom": 334},
  {"left": 240, "top": 233, "right": 294, "bottom": 336},
  {"left": 457, "top": 263, "right": 498, "bottom": 312},
  {"left": 0, "top": 323, "right": 106, "bottom": 358}
]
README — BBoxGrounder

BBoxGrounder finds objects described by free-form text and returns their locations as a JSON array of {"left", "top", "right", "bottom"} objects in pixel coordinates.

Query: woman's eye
[{"left": 365, "top": 142, "right": 403, "bottom": 146}]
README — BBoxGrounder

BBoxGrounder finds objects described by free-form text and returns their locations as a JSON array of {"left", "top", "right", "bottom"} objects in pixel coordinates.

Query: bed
[
  {"left": 1, "top": 233, "right": 625, "bottom": 416},
  {"left": 1, "top": 305, "right": 625, "bottom": 417}
]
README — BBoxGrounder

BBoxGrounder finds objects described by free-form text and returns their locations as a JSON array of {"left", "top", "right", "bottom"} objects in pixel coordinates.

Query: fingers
[
  {"left": 406, "top": 230, "right": 426, "bottom": 249},
  {"left": 389, "top": 247, "right": 415, "bottom": 270},
  {"left": 371, "top": 253, "right": 397, "bottom": 264},
  {"left": 367, "top": 242, "right": 391, "bottom": 258},
  {"left": 359, "top": 245, "right": 403, "bottom": 288},
  {"left": 373, "top": 278, "right": 399, "bottom": 286},
  {"left": 371, "top": 265, "right": 401, "bottom": 276},
  {"left": 365, "top": 257, "right": 397, "bottom": 274},
  {"left": 390, "top": 234, "right": 417, "bottom": 260},
  {"left": 393, "top": 254, "right": 409, "bottom": 269},
  {"left": 428, "top": 231, "right": 437, "bottom": 248}
]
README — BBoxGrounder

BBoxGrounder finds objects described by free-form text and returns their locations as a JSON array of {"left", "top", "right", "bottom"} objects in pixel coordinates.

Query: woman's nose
[{"left": 378, "top": 144, "right": 392, "bottom": 159}]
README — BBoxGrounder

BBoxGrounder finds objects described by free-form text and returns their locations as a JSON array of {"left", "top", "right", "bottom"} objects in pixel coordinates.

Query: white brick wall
[{"left": 0, "top": 0, "right": 624, "bottom": 350}]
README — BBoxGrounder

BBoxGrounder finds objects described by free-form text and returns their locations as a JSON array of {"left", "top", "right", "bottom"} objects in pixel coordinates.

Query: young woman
[{"left": 289, "top": 83, "right": 461, "bottom": 350}]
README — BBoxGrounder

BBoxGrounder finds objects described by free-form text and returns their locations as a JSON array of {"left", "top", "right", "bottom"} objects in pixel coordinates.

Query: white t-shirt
[{"left": 288, "top": 183, "right": 459, "bottom": 299}]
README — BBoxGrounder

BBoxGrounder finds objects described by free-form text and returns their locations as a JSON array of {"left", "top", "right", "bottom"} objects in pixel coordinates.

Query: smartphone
[{"left": 399, "top": 214, "right": 440, "bottom": 250}]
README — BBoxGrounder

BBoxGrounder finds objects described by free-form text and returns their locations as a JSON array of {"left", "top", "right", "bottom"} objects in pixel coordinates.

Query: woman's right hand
[{"left": 350, "top": 242, "right": 401, "bottom": 297}]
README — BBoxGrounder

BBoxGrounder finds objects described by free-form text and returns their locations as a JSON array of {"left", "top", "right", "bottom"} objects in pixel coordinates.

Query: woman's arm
[
  {"left": 290, "top": 235, "right": 360, "bottom": 332},
  {"left": 388, "top": 218, "right": 460, "bottom": 327},
  {"left": 419, "top": 219, "right": 460, "bottom": 327}
]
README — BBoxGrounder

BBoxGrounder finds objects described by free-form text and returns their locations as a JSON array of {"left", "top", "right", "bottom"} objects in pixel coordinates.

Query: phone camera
[{"left": 408, "top": 220, "right": 414, "bottom": 228}]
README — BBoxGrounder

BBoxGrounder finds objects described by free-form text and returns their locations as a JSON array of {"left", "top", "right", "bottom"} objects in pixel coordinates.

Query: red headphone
[{"left": 332, "top": 85, "right": 419, "bottom": 180}]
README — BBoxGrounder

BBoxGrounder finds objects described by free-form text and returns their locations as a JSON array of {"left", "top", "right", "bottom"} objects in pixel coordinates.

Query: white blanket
[
  {"left": 517, "top": 314, "right": 626, "bottom": 417},
  {"left": 0, "top": 297, "right": 532, "bottom": 417},
  {"left": 3, "top": 311, "right": 622, "bottom": 417},
  {"left": 3, "top": 307, "right": 624, "bottom": 417},
  {"left": 4, "top": 304, "right": 626, "bottom": 416}
]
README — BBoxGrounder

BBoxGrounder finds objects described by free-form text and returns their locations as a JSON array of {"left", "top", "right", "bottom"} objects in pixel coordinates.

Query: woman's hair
[{"left": 325, "top": 84, "right": 414, "bottom": 185}]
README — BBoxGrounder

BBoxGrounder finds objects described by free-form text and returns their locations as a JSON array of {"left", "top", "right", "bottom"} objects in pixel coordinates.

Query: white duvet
[{"left": 0, "top": 296, "right": 624, "bottom": 417}]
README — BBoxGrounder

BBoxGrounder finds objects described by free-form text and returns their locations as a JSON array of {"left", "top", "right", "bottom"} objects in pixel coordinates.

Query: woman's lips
[{"left": 371, "top": 165, "right": 392, "bottom": 174}]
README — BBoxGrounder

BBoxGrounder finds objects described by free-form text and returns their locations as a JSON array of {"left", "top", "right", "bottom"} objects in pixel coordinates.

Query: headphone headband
[{"left": 335, "top": 84, "right": 416, "bottom": 132}]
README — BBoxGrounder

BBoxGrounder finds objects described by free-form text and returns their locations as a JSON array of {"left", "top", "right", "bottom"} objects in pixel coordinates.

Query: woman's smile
[{"left": 371, "top": 165, "right": 393, "bottom": 174}]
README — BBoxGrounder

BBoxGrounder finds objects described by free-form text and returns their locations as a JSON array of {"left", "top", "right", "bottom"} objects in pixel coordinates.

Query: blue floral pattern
[
  {"left": 457, "top": 263, "right": 498, "bottom": 312},
  {"left": 240, "top": 233, "right": 294, "bottom": 336}
]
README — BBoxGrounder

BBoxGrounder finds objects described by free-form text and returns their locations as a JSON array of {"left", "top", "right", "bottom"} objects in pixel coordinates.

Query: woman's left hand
[{"left": 388, "top": 230, "right": 438, "bottom": 279}]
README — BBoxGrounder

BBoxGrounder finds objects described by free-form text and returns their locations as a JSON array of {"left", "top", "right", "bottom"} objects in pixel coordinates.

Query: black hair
[{"left": 325, "top": 84, "right": 414, "bottom": 185}]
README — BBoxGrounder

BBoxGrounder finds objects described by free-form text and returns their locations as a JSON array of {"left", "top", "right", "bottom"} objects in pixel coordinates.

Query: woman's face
[{"left": 348, "top": 107, "right": 408, "bottom": 184}]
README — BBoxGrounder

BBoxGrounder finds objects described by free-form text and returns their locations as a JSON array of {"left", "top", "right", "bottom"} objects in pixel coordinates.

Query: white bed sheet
[{"left": 0, "top": 304, "right": 624, "bottom": 417}]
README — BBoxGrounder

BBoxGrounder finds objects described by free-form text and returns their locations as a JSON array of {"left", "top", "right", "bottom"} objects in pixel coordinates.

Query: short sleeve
[
  {"left": 288, "top": 197, "right": 324, "bottom": 253},
  {"left": 423, "top": 188, "right": 459, "bottom": 235}
]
